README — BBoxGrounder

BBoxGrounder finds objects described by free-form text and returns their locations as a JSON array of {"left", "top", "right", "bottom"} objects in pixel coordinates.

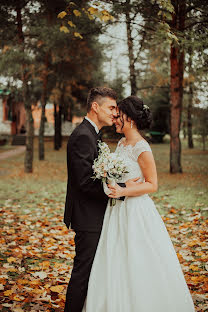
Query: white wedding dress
[{"left": 82, "top": 139, "right": 195, "bottom": 312}]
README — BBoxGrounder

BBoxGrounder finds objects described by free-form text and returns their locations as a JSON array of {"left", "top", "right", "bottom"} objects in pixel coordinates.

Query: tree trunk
[
  {"left": 57, "top": 103, "right": 62, "bottom": 149},
  {"left": 16, "top": 5, "right": 34, "bottom": 172},
  {"left": 24, "top": 104, "right": 34, "bottom": 172},
  {"left": 125, "top": 0, "right": 137, "bottom": 95},
  {"left": 183, "top": 121, "right": 186, "bottom": 139},
  {"left": 202, "top": 113, "right": 206, "bottom": 151},
  {"left": 67, "top": 104, "right": 73, "bottom": 122},
  {"left": 39, "top": 52, "right": 49, "bottom": 160},
  {"left": 54, "top": 103, "right": 60, "bottom": 150},
  {"left": 202, "top": 132, "right": 206, "bottom": 151},
  {"left": 170, "top": 0, "right": 185, "bottom": 173},
  {"left": 187, "top": 48, "right": 194, "bottom": 148},
  {"left": 39, "top": 103, "right": 46, "bottom": 160},
  {"left": 187, "top": 84, "right": 194, "bottom": 148}
]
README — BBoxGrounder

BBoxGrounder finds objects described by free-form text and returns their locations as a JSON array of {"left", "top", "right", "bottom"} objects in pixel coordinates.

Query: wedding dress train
[{"left": 82, "top": 139, "right": 195, "bottom": 312}]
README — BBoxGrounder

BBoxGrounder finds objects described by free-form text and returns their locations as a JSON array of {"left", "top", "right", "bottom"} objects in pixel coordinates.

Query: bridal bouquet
[{"left": 92, "top": 141, "right": 128, "bottom": 205}]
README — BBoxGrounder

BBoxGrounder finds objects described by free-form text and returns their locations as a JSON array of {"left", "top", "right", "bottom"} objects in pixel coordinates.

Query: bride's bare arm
[{"left": 108, "top": 151, "right": 158, "bottom": 198}]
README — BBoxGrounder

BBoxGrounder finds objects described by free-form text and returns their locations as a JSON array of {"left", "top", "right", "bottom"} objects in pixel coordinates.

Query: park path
[{"left": 0, "top": 146, "right": 26, "bottom": 161}]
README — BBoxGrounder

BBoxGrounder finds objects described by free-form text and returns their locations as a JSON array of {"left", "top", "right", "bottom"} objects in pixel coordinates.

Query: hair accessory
[
  {"left": 143, "top": 104, "right": 149, "bottom": 111},
  {"left": 131, "top": 120, "right": 133, "bottom": 129}
]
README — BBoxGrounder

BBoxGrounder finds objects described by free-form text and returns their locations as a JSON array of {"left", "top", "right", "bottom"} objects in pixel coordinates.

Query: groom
[{"left": 64, "top": 87, "right": 118, "bottom": 312}]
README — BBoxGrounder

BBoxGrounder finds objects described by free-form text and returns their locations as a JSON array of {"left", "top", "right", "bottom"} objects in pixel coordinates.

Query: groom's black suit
[{"left": 64, "top": 118, "right": 108, "bottom": 312}]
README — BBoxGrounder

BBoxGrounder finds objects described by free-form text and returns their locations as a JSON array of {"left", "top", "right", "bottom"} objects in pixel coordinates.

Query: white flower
[
  {"left": 92, "top": 143, "right": 128, "bottom": 182},
  {"left": 143, "top": 104, "right": 149, "bottom": 110}
]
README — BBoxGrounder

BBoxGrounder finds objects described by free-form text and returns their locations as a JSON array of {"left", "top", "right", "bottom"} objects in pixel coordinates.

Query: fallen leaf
[{"left": 50, "top": 285, "right": 64, "bottom": 293}]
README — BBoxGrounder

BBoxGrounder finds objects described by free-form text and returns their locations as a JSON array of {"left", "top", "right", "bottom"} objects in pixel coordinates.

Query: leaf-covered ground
[{"left": 0, "top": 138, "right": 208, "bottom": 311}]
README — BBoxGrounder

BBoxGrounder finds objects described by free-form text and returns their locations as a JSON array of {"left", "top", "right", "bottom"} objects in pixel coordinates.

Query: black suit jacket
[{"left": 64, "top": 119, "right": 108, "bottom": 232}]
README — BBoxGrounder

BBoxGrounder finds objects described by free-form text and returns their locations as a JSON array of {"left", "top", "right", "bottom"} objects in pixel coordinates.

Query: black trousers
[{"left": 64, "top": 231, "right": 101, "bottom": 312}]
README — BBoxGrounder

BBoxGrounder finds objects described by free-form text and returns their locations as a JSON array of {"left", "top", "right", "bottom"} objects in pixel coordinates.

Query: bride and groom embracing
[{"left": 63, "top": 87, "right": 195, "bottom": 312}]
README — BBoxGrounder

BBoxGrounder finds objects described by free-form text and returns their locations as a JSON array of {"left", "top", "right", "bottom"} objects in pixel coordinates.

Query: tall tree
[
  {"left": 187, "top": 45, "right": 194, "bottom": 148},
  {"left": 169, "top": 0, "right": 186, "bottom": 173},
  {"left": 102, "top": 0, "right": 207, "bottom": 172},
  {"left": 125, "top": 0, "right": 137, "bottom": 95},
  {"left": 0, "top": 0, "right": 35, "bottom": 172},
  {"left": 36, "top": 0, "right": 68, "bottom": 159}
]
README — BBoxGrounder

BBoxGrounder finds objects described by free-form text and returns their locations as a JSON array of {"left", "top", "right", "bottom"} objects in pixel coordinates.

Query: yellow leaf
[
  {"left": 50, "top": 285, "right": 64, "bottom": 293},
  {"left": 4, "top": 289, "right": 13, "bottom": 296},
  {"left": 58, "top": 294, "right": 66, "bottom": 300},
  {"left": 57, "top": 11, "right": 67, "bottom": 19},
  {"left": 86, "top": 12, "right": 94, "bottom": 20},
  {"left": 73, "top": 9, "right": 81, "bottom": 17},
  {"left": 41, "top": 260, "right": 50, "bottom": 268},
  {"left": 68, "top": 20, "right": 76, "bottom": 28},
  {"left": 195, "top": 251, "right": 204, "bottom": 257},
  {"left": 13, "top": 295, "right": 25, "bottom": 301},
  {"left": 188, "top": 240, "right": 199, "bottom": 247},
  {"left": 17, "top": 279, "right": 29, "bottom": 285},
  {"left": 2, "top": 45, "right": 10, "bottom": 53},
  {"left": 33, "top": 288, "right": 45, "bottom": 294},
  {"left": 101, "top": 9, "right": 109, "bottom": 15},
  {"left": 101, "top": 14, "right": 110, "bottom": 22},
  {"left": 7, "top": 267, "right": 17, "bottom": 272},
  {"left": 189, "top": 265, "right": 199, "bottom": 271},
  {"left": 74, "top": 32, "right": 83, "bottom": 39},
  {"left": 60, "top": 26, "right": 70, "bottom": 33},
  {"left": 12, "top": 308, "right": 24, "bottom": 312},
  {"left": 7, "top": 257, "right": 16, "bottom": 263},
  {"left": 88, "top": 7, "right": 98, "bottom": 14}
]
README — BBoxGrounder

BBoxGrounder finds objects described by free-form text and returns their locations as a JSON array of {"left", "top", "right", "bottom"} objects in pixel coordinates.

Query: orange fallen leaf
[
  {"left": 50, "top": 285, "right": 65, "bottom": 293},
  {"left": 16, "top": 279, "right": 29, "bottom": 285},
  {"left": 12, "top": 308, "right": 24, "bottom": 312},
  {"left": 13, "top": 294, "right": 25, "bottom": 301},
  {"left": 4, "top": 289, "right": 13, "bottom": 296},
  {"left": 0, "top": 284, "right": 4, "bottom": 290},
  {"left": 189, "top": 265, "right": 199, "bottom": 271},
  {"left": 7, "top": 256, "right": 17, "bottom": 263},
  {"left": 6, "top": 267, "right": 17, "bottom": 272},
  {"left": 188, "top": 240, "right": 199, "bottom": 247},
  {"left": 169, "top": 208, "right": 177, "bottom": 214}
]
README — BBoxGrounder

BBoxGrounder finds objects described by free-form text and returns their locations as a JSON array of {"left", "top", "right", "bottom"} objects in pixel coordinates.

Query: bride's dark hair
[{"left": 117, "top": 96, "right": 152, "bottom": 130}]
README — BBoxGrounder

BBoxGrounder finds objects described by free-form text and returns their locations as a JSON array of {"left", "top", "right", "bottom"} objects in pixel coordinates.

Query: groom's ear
[{"left": 91, "top": 101, "right": 99, "bottom": 113}]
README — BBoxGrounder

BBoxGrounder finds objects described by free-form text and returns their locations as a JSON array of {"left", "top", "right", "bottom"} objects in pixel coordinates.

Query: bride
[{"left": 82, "top": 96, "right": 195, "bottom": 312}]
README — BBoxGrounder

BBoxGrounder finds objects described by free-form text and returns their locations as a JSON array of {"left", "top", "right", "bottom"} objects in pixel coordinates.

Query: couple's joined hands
[{"left": 108, "top": 177, "right": 142, "bottom": 199}]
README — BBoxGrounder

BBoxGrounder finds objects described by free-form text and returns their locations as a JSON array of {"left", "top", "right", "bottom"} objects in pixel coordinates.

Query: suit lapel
[{"left": 82, "top": 118, "right": 99, "bottom": 141}]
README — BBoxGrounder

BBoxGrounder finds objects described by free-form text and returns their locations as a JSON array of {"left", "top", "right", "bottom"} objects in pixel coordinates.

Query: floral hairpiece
[{"left": 143, "top": 104, "right": 149, "bottom": 111}]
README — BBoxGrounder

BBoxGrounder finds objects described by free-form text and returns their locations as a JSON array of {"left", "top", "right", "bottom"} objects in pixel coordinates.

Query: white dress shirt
[{"left": 85, "top": 116, "right": 99, "bottom": 134}]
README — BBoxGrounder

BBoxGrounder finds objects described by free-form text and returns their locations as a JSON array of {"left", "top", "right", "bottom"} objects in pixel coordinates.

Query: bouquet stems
[{"left": 110, "top": 198, "right": 116, "bottom": 206}]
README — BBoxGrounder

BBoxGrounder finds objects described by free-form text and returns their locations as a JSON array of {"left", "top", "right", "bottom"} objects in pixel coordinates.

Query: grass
[{"left": 0, "top": 137, "right": 207, "bottom": 217}]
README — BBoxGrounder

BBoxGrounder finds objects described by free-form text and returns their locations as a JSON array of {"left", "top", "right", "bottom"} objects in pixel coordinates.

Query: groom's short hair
[{"left": 87, "top": 87, "right": 117, "bottom": 112}]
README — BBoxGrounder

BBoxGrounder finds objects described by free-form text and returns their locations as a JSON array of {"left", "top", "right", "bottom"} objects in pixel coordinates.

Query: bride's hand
[
  {"left": 125, "top": 177, "right": 142, "bottom": 187},
  {"left": 107, "top": 183, "right": 124, "bottom": 198}
]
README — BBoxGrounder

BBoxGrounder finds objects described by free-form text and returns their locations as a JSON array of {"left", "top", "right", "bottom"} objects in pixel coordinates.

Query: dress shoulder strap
[{"left": 133, "top": 140, "right": 152, "bottom": 160}]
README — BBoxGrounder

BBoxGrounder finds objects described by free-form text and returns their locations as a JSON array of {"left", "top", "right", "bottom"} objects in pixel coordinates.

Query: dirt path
[{"left": 0, "top": 146, "right": 26, "bottom": 161}]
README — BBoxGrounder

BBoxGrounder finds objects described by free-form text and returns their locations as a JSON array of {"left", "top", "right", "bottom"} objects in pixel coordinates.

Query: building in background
[
  {"left": 0, "top": 90, "right": 80, "bottom": 137},
  {"left": 0, "top": 90, "right": 26, "bottom": 136}
]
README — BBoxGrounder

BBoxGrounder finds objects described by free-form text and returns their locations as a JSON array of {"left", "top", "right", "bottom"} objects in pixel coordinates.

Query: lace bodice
[{"left": 115, "top": 138, "right": 152, "bottom": 183}]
